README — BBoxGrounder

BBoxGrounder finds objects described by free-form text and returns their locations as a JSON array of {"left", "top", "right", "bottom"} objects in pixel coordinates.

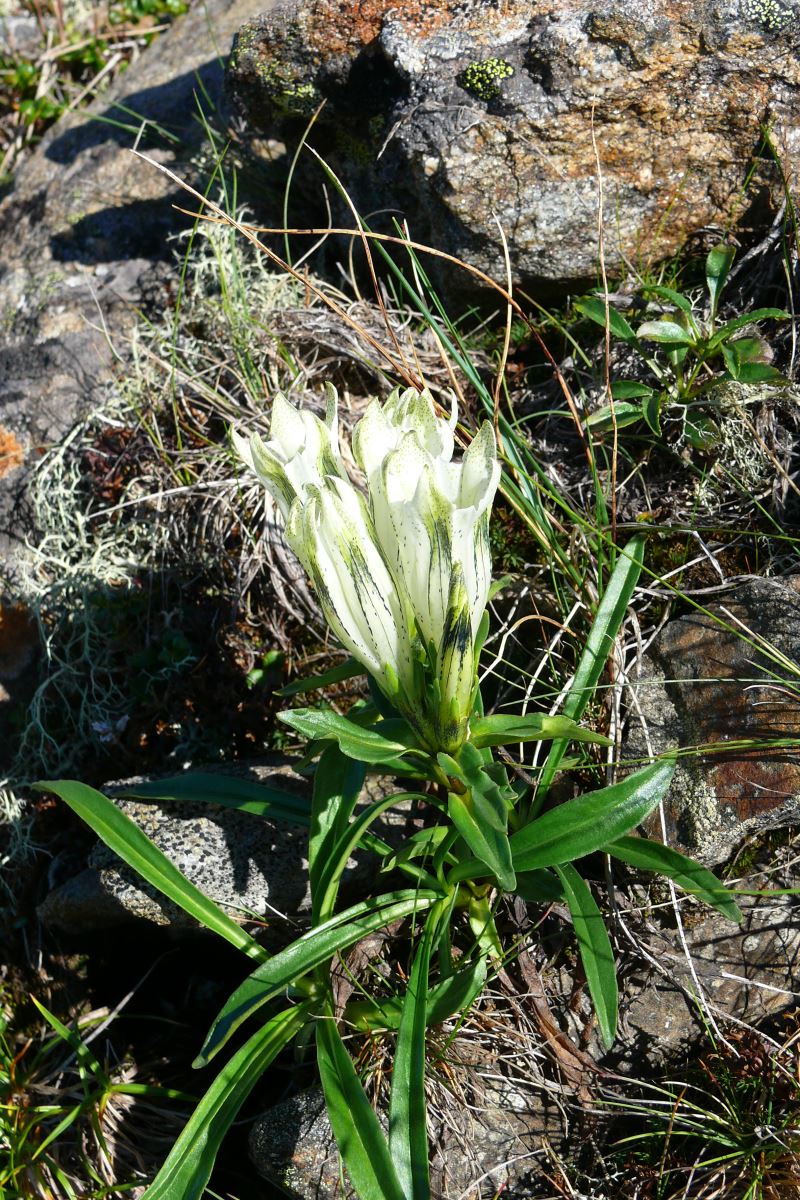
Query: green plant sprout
[
  {"left": 0, "top": 988, "right": 192, "bottom": 1199},
  {"left": 458, "top": 58, "right": 514, "bottom": 101},
  {"left": 576, "top": 243, "right": 790, "bottom": 447},
  {"left": 35, "top": 386, "right": 742, "bottom": 1200}
]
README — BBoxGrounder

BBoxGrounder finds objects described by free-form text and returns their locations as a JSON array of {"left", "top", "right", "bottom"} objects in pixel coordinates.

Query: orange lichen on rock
[
  {"left": 0, "top": 427, "right": 24, "bottom": 478},
  {"left": 309, "top": 0, "right": 526, "bottom": 54}
]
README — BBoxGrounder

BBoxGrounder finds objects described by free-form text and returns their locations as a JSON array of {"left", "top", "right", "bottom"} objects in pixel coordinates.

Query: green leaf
[
  {"left": 315, "top": 790, "right": 421, "bottom": 927},
  {"left": 706, "top": 308, "right": 789, "bottom": 350},
  {"left": 511, "top": 759, "right": 674, "bottom": 873},
  {"left": 726, "top": 335, "right": 767, "bottom": 364},
  {"left": 537, "top": 537, "right": 645, "bottom": 797},
  {"left": 641, "top": 389, "right": 663, "bottom": 436},
  {"left": 586, "top": 402, "right": 645, "bottom": 432},
  {"left": 346, "top": 957, "right": 487, "bottom": 1033},
  {"left": 727, "top": 362, "right": 785, "bottom": 384},
  {"left": 611, "top": 381, "right": 657, "bottom": 400},
  {"left": 142, "top": 1005, "right": 307, "bottom": 1200},
  {"left": 390, "top": 903, "right": 444, "bottom": 1199},
  {"left": 469, "top": 713, "right": 611, "bottom": 749},
  {"left": 514, "top": 868, "right": 564, "bottom": 903},
  {"left": 29, "top": 996, "right": 104, "bottom": 1080},
  {"left": 309, "top": 747, "right": 365, "bottom": 923},
  {"left": 35, "top": 780, "right": 267, "bottom": 963},
  {"left": 278, "top": 707, "right": 416, "bottom": 764},
  {"left": 451, "top": 759, "right": 675, "bottom": 883},
  {"left": 195, "top": 890, "right": 440, "bottom": 1066},
  {"left": 277, "top": 657, "right": 364, "bottom": 696},
  {"left": 513, "top": 759, "right": 674, "bottom": 872},
  {"left": 574, "top": 296, "right": 638, "bottom": 344},
  {"left": 317, "top": 1012, "right": 406, "bottom": 1200},
  {"left": 439, "top": 745, "right": 515, "bottom": 891},
  {"left": 635, "top": 320, "right": 695, "bottom": 345},
  {"left": 683, "top": 415, "right": 719, "bottom": 450},
  {"left": 119, "top": 771, "right": 311, "bottom": 827},
  {"left": 706, "top": 244, "right": 736, "bottom": 321},
  {"left": 604, "top": 836, "right": 742, "bottom": 922},
  {"left": 642, "top": 283, "right": 694, "bottom": 315},
  {"left": 554, "top": 864, "right": 617, "bottom": 1048}
]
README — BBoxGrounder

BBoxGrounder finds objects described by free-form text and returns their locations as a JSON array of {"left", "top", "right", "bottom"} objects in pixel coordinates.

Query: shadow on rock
[
  {"left": 50, "top": 191, "right": 190, "bottom": 264},
  {"left": 45, "top": 60, "right": 226, "bottom": 165}
]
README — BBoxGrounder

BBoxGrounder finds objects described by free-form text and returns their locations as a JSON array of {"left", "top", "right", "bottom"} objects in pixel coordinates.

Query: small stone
[{"left": 626, "top": 575, "right": 800, "bottom": 864}]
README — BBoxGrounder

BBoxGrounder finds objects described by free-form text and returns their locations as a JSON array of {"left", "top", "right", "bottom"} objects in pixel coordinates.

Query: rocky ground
[{"left": 2, "top": 2, "right": 800, "bottom": 1198}]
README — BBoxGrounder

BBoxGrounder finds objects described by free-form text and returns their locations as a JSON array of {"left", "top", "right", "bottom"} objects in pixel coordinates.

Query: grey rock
[
  {"left": 0, "top": 0, "right": 274, "bottom": 584},
  {"left": 38, "top": 759, "right": 311, "bottom": 932},
  {"left": 38, "top": 760, "right": 409, "bottom": 934},
  {"left": 608, "top": 891, "right": 800, "bottom": 1073},
  {"left": 227, "top": 0, "right": 800, "bottom": 295},
  {"left": 250, "top": 1054, "right": 560, "bottom": 1199},
  {"left": 626, "top": 574, "right": 800, "bottom": 865}
]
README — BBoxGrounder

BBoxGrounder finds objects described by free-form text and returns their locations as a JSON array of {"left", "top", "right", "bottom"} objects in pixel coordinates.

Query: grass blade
[
  {"left": 554, "top": 864, "right": 617, "bottom": 1048},
  {"left": 317, "top": 1011, "right": 406, "bottom": 1200},
  {"left": 537, "top": 537, "right": 645, "bottom": 797},
  {"left": 142, "top": 1005, "right": 308, "bottom": 1200},
  {"left": 34, "top": 780, "right": 267, "bottom": 963}
]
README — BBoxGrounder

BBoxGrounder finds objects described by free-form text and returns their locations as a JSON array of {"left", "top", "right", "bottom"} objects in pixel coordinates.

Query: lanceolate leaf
[
  {"left": 119, "top": 772, "right": 311, "bottom": 827},
  {"left": 706, "top": 308, "right": 790, "bottom": 349},
  {"left": 277, "top": 657, "right": 364, "bottom": 696},
  {"left": 308, "top": 747, "right": 365, "bottom": 922},
  {"left": 554, "top": 864, "right": 617, "bottom": 1048},
  {"left": 35, "top": 780, "right": 267, "bottom": 963},
  {"left": 635, "top": 320, "right": 695, "bottom": 345},
  {"left": 314, "top": 791, "right": 427, "bottom": 926},
  {"left": 538, "top": 537, "right": 645, "bottom": 797},
  {"left": 317, "top": 1013, "right": 406, "bottom": 1200},
  {"left": 605, "top": 836, "right": 742, "bottom": 922},
  {"left": 469, "top": 713, "right": 611, "bottom": 750},
  {"left": 510, "top": 759, "right": 675, "bottom": 873},
  {"left": 195, "top": 890, "right": 440, "bottom": 1066},
  {"left": 390, "top": 903, "right": 444, "bottom": 1199},
  {"left": 278, "top": 707, "right": 414, "bottom": 763},
  {"left": 586, "top": 402, "right": 645, "bottom": 432},
  {"left": 450, "top": 759, "right": 675, "bottom": 882},
  {"left": 142, "top": 1004, "right": 308, "bottom": 1200},
  {"left": 706, "top": 243, "right": 736, "bottom": 320},
  {"left": 574, "top": 296, "right": 639, "bottom": 344},
  {"left": 439, "top": 745, "right": 515, "bottom": 891}
]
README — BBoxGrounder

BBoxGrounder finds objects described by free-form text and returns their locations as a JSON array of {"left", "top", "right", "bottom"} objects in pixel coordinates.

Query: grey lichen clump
[
  {"left": 743, "top": 0, "right": 794, "bottom": 32},
  {"left": 458, "top": 57, "right": 514, "bottom": 101}
]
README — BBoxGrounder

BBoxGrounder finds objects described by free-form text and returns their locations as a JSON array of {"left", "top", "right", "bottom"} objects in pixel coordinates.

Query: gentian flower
[{"left": 234, "top": 384, "right": 500, "bottom": 752}]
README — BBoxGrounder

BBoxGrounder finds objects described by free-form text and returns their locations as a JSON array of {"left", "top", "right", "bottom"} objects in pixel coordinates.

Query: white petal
[
  {"left": 352, "top": 398, "right": 395, "bottom": 481},
  {"left": 233, "top": 428, "right": 296, "bottom": 520},
  {"left": 459, "top": 421, "right": 500, "bottom": 515},
  {"left": 269, "top": 392, "right": 305, "bottom": 460}
]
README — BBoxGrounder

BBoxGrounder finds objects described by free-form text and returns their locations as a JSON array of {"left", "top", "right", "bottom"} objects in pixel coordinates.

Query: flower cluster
[{"left": 233, "top": 384, "right": 500, "bottom": 752}]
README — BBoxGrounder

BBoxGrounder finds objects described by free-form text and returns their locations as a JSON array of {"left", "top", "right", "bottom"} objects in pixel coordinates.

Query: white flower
[
  {"left": 285, "top": 476, "right": 414, "bottom": 701},
  {"left": 231, "top": 383, "right": 345, "bottom": 520},
  {"left": 355, "top": 387, "right": 499, "bottom": 651},
  {"left": 234, "top": 384, "right": 500, "bottom": 752}
]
